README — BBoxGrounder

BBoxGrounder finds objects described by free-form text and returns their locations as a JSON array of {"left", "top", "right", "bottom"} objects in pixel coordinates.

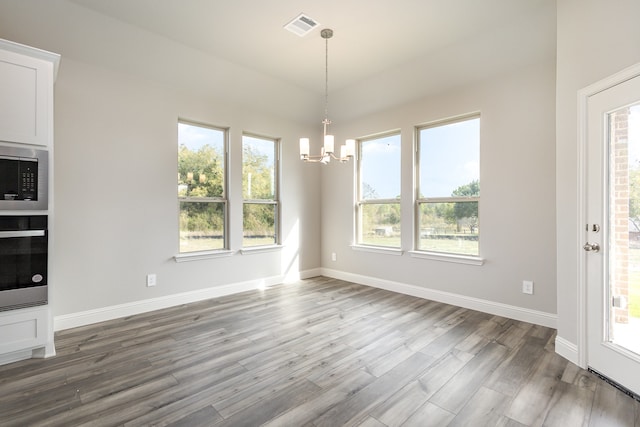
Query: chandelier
[{"left": 300, "top": 29, "right": 355, "bottom": 164}]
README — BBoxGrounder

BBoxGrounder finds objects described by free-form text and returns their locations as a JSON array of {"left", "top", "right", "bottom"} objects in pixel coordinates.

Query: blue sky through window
[
  {"left": 419, "top": 118, "right": 480, "bottom": 197},
  {"left": 178, "top": 122, "right": 225, "bottom": 153},
  {"left": 361, "top": 134, "right": 401, "bottom": 200}
]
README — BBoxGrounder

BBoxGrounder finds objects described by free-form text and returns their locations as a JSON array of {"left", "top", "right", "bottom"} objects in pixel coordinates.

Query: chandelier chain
[{"left": 324, "top": 32, "right": 329, "bottom": 123}]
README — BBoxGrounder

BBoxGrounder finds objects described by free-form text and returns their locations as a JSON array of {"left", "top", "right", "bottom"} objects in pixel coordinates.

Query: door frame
[{"left": 577, "top": 61, "right": 640, "bottom": 369}]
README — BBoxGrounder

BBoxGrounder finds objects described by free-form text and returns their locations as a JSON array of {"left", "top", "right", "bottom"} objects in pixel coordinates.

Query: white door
[{"left": 586, "top": 71, "right": 640, "bottom": 396}]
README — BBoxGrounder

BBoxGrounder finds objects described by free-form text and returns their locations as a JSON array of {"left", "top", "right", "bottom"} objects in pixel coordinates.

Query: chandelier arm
[{"left": 329, "top": 152, "right": 354, "bottom": 162}]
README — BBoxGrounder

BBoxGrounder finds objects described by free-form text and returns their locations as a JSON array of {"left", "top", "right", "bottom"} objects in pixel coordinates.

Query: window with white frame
[
  {"left": 242, "top": 134, "right": 279, "bottom": 247},
  {"left": 177, "top": 120, "right": 228, "bottom": 253},
  {"left": 356, "top": 132, "right": 402, "bottom": 247},
  {"left": 416, "top": 114, "right": 480, "bottom": 256}
]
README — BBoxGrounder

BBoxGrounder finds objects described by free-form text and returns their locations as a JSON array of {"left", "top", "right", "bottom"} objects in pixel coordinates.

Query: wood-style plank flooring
[{"left": 1, "top": 277, "right": 639, "bottom": 426}]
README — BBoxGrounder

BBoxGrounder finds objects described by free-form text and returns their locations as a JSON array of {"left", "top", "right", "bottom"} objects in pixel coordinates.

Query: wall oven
[
  {"left": 0, "top": 215, "right": 48, "bottom": 311},
  {"left": 0, "top": 145, "right": 48, "bottom": 211}
]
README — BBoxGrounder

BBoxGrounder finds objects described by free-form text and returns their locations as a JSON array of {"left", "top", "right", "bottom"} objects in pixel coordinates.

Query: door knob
[{"left": 583, "top": 242, "right": 600, "bottom": 252}]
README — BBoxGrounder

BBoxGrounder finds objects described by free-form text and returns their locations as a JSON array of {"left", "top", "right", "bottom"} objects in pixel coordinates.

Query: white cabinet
[
  {"left": 0, "top": 306, "right": 48, "bottom": 360},
  {"left": 0, "top": 39, "right": 59, "bottom": 365},
  {"left": 0, "top": 39, "right": 59, "bottom": 147}
]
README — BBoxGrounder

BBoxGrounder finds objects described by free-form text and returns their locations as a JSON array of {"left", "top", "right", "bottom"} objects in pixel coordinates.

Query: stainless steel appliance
[
  {"left": 0, "top": 145, "right": 48, "bottom": 210},
  {"left": 0, "top": 215, "right": 48, "bottom": 311}
]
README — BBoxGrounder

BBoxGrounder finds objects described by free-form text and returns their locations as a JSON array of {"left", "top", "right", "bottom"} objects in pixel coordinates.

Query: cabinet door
[
  {"left": 0, "top": 306, "right": 48, "bottom": 354},
  {"left": 0, "top": 49, "right": 52, "bottom": 146}
]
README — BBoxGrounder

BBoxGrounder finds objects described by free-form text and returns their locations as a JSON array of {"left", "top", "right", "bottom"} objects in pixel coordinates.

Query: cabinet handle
[{"left": 0, "top": 230, "right": 45, "bottom": 239}]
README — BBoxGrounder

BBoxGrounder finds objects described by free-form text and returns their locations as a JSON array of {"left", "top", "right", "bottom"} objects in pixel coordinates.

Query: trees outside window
[
  {"left": 242, "top": 134, "right": 279, "bottom": 247},
  {"left": 416, "top": 115, "right": 480, "bottom": 256},
  {"left": 356, "top": 132, "right": 401, "bottom": 247},
  {"left": 178, "top": 121, "right": 227, "bottom": 253}
]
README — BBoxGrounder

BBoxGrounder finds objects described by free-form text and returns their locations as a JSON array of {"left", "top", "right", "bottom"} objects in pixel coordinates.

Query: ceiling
[
  {"left": 70, "top": 0, "right": 556, "bottom": 94},
  {"left": 0, "top": 0, "right": 557, "bottom": 123}
]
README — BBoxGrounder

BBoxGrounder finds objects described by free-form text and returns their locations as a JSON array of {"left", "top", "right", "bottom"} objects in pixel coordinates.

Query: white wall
[
  {"left": 10, "top": 0, "right": 637, "bottom": 345},
  {"left": 321, "top": 58, "right": 558, "bottom": 318},
  {"left": 0, "top": 1, "right": 322, "bottom": 320},
  {"left": 50, "top": 58, "right": 321, "bottom": 317},
  {"left": 555, "top": 0, "right": 640, "bottom": 356}
]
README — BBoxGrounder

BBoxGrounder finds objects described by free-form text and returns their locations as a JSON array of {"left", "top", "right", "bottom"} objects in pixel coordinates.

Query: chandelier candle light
[{"left": 300, "top": 29, "right": 355, "bottom": 164}]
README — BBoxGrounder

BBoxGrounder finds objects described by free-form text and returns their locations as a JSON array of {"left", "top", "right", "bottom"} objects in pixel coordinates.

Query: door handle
[{"left": 583, "top": 242, "right": 600, "bottom": 253}]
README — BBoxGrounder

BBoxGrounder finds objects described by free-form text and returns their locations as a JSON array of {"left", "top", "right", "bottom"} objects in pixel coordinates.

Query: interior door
[{"left": 586, "top": 72, "right": 640, "bottom": 397}]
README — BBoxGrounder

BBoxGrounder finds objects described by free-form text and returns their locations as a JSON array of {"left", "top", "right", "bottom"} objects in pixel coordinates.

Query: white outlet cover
[
  {"left": 522, "top": 280, "right": 533, "bottom": 295},
  {"left": 147, "top": 274, "right": 157, "bottom": 287}
]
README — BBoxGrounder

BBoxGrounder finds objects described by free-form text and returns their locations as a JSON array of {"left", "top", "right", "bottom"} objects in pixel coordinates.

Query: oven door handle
[{"left": 0, "top": 230, "right": 46, "bottom": 238}]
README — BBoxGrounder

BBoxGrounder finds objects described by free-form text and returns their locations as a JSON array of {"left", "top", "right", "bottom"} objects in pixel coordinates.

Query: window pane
[
  {"left": 178, "top": 122, "right": 225, "bottom": 198},
  {"left": 179, "top": 201, "right": 225, "bottom": 252},
  {"left": 418, "top": 201, "right": 478, "bottom": 255},
  {"left": 243, "top": 203, "right": 276, "bottom": 247},
  {"left": 242, "top": 135, "right": 275, "bottom": 200},
  {"left": 359, "top": 203, "right": 401, "bottom": 247},
  {"left": 419, "top": 118, "right": 479, "bottom": 198},
  {"left": 360, "top": 134, "right": 401, "bottom": 200}
]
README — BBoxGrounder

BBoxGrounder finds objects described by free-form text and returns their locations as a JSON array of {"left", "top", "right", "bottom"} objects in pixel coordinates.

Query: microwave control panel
[{"left": 20, "top": 161, "right": 37, "bottom": 200}]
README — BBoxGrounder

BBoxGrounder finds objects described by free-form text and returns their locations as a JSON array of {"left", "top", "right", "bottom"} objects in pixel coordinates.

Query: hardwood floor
[{"left": 1, "top": 276, "right": 639, "bottom": 426}]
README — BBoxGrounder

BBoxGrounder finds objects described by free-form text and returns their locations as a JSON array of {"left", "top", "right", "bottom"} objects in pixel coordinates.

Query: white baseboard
[
  {"left": 54, "top": 267, "right": 558, "bottom": 334},
  {"left": 0, "top": 349, "right": 34, "bottom": 366},
  {"left": 554, "top": 335, "right": 581, "bottom": 366},
  {"left": 321, "top": 268, "right": 557, "bottom": 329},
  {"left": 54, "top": 269, "right": 320, "bottom": 331}
]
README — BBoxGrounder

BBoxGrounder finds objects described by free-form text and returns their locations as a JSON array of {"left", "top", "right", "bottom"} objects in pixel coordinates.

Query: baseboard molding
[
  {"left": 0, "top": 349, "right": 34, "bottom": 366},
  {"left": 54, "top": 267, "right": 558, "bottom": 333},
  {"left": 321, "top": 268, "right": 557, "bottom": 329},
  {"left": 54, "top": 269, "right": 320, "bottom": 331},
  {"left": 554, "top": 335, "right": 580, "bottom": 366}
]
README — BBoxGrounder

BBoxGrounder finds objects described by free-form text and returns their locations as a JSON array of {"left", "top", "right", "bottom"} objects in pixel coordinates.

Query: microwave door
[{"left": 0, "top": 157, "right": 20, "bottom": 200}]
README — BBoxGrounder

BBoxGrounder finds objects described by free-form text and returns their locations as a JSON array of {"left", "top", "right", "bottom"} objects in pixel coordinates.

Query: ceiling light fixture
[{"left": 300, "top": 29, "right": 355, "bottom": 164}]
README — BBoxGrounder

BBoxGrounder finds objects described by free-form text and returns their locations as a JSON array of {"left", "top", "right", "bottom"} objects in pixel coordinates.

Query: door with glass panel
[{"left": 585, "top": 71, "right": 640, "bottom": 396}]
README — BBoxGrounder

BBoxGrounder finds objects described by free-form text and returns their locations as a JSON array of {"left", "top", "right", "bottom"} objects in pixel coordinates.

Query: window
[
  {"left": 416, "top": 115, "right": 480, "bottom": 256},
  {"left": 177, "top": 120, "right": 228, "bottom": 253},
  {"left": 356, "top": 132, "right": 401, "bottom": 247},
  {"left": 242, "top": 134, "right": 279, "bottom": 247}
]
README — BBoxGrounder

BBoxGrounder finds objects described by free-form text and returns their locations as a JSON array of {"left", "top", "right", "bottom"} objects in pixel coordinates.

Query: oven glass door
[{"left": 0, "top": 216, "right": 47, "bottom": 292}]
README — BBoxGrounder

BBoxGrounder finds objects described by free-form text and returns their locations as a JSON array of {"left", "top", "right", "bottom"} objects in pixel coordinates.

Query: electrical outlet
[
  {"left": 146, "top": 274, "right": 157, "bottom": 287},
  {"left": 331, "top": 252, "right": 337, "bottom": 262},
  {"left": 522, "top": 280, "right": 534, "bottom": 295}
]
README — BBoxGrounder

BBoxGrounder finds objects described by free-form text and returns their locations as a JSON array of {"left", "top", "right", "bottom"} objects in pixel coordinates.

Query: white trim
[
  {"left": 54, "top": 269, "right": 321, "bottom": 331},
  {"left": 240, "top": 245, "right": 283, "bottom": 255},
  {"left": 350, "top": 245, "right": 403, "bottom": 256},
  {"left": 0, "top": 38, "right": 60, "bottom": 80},
  {"left": 321, "top": 268, "right": 557, "bottom": 328},
  {"left": 409, "top": 250, "right": 484, "bottom": 266},
  {"left": 174, "top": 249, "right": 235, "bottom": 263},
  {"left": 55, "top": 270, "right": 313, "bottom": 331},
  {"left": 0, "top": 349, "right": 34, "bottom": 366},
  {"left": 576, "top": 61, "right": 640, "bottom": 369},
  {"left": 555, "top": 336, "right": 581, "bottom": 367}
]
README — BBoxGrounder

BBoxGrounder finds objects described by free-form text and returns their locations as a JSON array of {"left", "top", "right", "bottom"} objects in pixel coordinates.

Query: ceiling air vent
[{"left": 284, "top": 13, "right": 319, "bottom": 37}]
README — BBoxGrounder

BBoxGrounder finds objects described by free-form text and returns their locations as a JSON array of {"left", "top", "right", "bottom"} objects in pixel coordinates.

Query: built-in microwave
[{"left": 0, "top": 145, "right": 48, "bottom": 210}]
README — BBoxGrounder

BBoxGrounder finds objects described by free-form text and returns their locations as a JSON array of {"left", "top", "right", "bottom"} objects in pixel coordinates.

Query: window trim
[
  {"left": 355, "top": 130, "right": 402, "bottom": 249},
  {"left": 414, "top": 113, "right": 481, "bottom": 259},
  {"left": 241, "top": 132, "right": 281, "bottom": 248},
  {"left": 177, "top": 119, "right": 230, "bottom": 255}
]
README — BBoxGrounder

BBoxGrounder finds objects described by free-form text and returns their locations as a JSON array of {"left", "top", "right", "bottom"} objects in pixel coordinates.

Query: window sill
[
  {"left": 351, "top": 245, "right": 404, "bottom": 256},
  {"left": 409, "top": 250, "right": 484, "bottom": 266},
  {"left": 240, "top": 245, "right": 283, "bottom": 255},
  {"left": 174, "top": 250, "right": 235, "bottom": 263}
]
